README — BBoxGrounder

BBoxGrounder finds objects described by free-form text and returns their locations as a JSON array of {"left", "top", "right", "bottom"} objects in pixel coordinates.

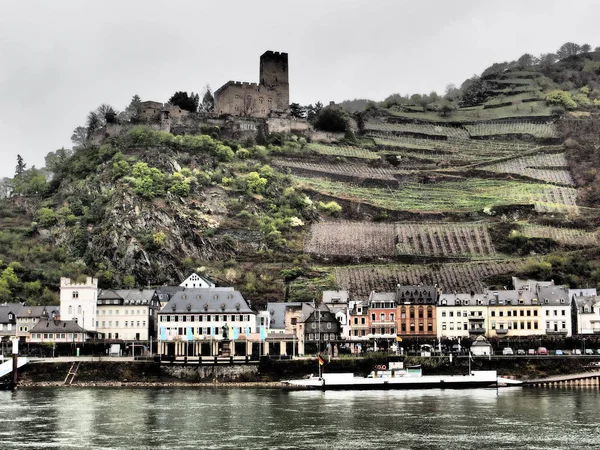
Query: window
[
  {"left": 73, "top": 291, "right": 79, "bottom": 299},
  {"left": 442, "top": 311, "right": 446, "bottom": 317},
  {"left": 380, "top": 313, "right": 385, "bottom": 322},
  {"left": 78, "top": 305, "right": 82, "bottom": 314},
  {"left": 68, "top": 305, "right": 72, "bottom": 314},
  {"left": 371, "top": 313, "right": 376, "bottom": 321},
  {"left": 491, "top": 311, "right": 496, "bottom": 317},
  {"left": 390, "top": 313, "right": 395, "bottom": 321},
  {"left": 442, "top": 323, "right": 447, "bottom": 331}
]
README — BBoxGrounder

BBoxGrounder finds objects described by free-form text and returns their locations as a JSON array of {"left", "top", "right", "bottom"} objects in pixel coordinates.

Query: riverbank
[
  {"left": 17, "top": 380, "right": 289, "bottom": 389},
  {"left": 9, "top": 356, "right": 600, "bottom": 388}
]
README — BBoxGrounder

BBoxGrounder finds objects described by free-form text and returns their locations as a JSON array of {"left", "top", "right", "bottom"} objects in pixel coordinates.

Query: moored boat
[{"left": 282, "top": 361, "right": 521, "bottom": 390}]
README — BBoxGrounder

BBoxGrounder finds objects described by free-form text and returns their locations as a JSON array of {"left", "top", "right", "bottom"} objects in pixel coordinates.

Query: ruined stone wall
[
  {"left": 214, "top": 82, "right": 278, "bottom": 117},
  {"left": 259, "top": 51, "right": 289, "bottom": 111},
  {"left": 266, "top": 118, "right": 310, "bottom": 135}
]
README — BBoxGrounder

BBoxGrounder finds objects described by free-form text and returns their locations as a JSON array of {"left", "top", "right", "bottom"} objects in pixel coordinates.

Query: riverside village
[{"left": 4, "top": 44, "right": 600, "bottom": 389}]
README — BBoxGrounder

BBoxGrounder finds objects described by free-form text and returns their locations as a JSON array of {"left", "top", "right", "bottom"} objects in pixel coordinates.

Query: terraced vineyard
[
  {"left": 480, "top": 153, "right": 575, "bottom": 186},
  {"left": 306, "top": 222, "right": 496, "bottom": 258},
  {"left": 293, "top": 175, "right": 578, "bottom": 214},
  {"left": 334, "top": 259, "right": 529, "bottom": 299},
  {"left": 521, "top": 225, "right": 599, "bottom": 247},
  {"left": 306, "top": 222, "right": 397, "bottom": 257},
  {"left": 364, "top": 121, "right": 470, "bottom": 139},
  {"left": 464, "top": 121, "right": 557, "bottom": 138},
  {"left": 372, "top": 135, "right": 541, "bottom": 164},
  {"left": 305, "top": 143, "right": 380, "bottom": 160},
  {"left": 274, "top": 159, "right": 409, "bottom": 181}
]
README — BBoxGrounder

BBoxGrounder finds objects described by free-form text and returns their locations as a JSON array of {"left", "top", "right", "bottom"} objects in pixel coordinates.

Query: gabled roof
[
  {"left": 0, "top": 303, "right": 21, "bottom": 323},
  {"left": 159, "top": 288, "right": 253, "bottom": 314},
  {"left": 322, "top": 290, "right": 349, "bottom": 304},
  {"left": 537, "top": 285, "right": 569, "bottom": 305},
  {"left": 368, "top": 291, "right": 396, "bottom": 303},
  {"left": 29, "top": 319, "right": 86, "bottom": 333},
  {"left": 437, "top": 293, "right": 488, "bottom": 306},
  {"left": 573, "top": 295, "right": 600, "bottom": 310},
  {"left": 179, "top": 272, "right": 216, "bottom": 289},
  {"left": 16, "top": 305, "right": 58, "bottom": 318}
]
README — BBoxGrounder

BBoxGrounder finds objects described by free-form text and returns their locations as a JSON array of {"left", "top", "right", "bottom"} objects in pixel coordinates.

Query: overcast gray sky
[{"left": 1, "top": 0, "right": 598, "bottom": 179}]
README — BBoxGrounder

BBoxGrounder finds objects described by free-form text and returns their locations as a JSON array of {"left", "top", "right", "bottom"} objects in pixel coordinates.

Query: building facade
[
  {"left": 157, "top": 288, "right": 257, "bottom": 357},
  {"left": 396, "top": 285, "right": 438, "bottom": 338},
  {"left": 96, "top": 289, "right": 160, "bottom": 341},
  {"left": 60, "top": 276, "right": 98, "bottom": 332},
  {"left": 214, "top": 51, "right": 289, "bottom": 117}
]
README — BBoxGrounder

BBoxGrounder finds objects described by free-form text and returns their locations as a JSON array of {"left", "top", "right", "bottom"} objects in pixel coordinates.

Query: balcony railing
[
  {"left": 495, "top": 329, "right": 508, "bottom": 335},
  {"left": 469, "top": 328, "right": 486, "bottom": 335}
]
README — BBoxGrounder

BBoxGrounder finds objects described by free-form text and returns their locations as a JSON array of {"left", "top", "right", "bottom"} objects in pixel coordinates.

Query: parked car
[
  {"left": 527, "top": 349, "right": 536, "bottom": 355},
  {"left": 585, "top": 349, "right": 594, "bottom": 355},
  {"left": 596, "top": 349, "right": 600, "bottom": 355},
  {"left": 573, "top": 349, "right": 582, "bottom": 355},
  {"left": 516, "top": 349, "right": 526, "bottom": 355},
  {"left": 502, "top": 347, "right": 514, "bottom": 355},
  {"left": 554, "top": 349, "right": 564, "bottom": 356},
  {"left": 537, "top": 347, "right": 548, "bottom": 355}
]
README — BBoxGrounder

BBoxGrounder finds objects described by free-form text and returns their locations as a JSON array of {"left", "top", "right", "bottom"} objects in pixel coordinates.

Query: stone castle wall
[{"left": 214, "top": 51, "right": 289, "bottom": 118}]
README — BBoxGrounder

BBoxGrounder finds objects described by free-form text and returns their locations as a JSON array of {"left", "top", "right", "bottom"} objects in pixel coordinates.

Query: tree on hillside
[
  {"left": 539, "top": 53, "right": 558, "bottom": 67},
  {"left": 15, "top": 155, "right": 26, "bottom": 176},
  {"left": 306, "top": 101, "right": 323, "bottom": 123},
  {"left": 85, "top": 103, "right": 118, "bottom": 139},
  {"left": 444, "top": 84, "right": 461, "bottom": 101},
  {"left": 481, "top": 62, "right": 510, "bottom": 77},
  {"left": 289, "top": 102, "right": 306, "bottom": 119},
  {"left": 581, "top": 44, "right": 592, "bottom": 54},
  {"left": 517, "top": 53, "right": 538, "bottom": 68},
  {"left": 313, "top": 106, "right": 347, "bottom": 132},
  {"left": 0, "top": 178, "right": 13, "bottom": 199},
  {"left": 44, "top": 147, "right": 73, "bottom": 174},
  {"left": 120, "top": 94, "right": 142, "bottom": 123},
  {"left": 168, "top": 91, "right": 199, "bottom": 112},
  {"left": 12, "top": 167, "right": 48, "bottom": 196},
  {"left": 557, "top": 42, "right": 581, "bottom": 59},
  {"left": 86, "top": 111, "right": 101, "bottom": 138},
  {"left": 200, "top": 85, "right": 214, "bottom": 113},
  {"left": 71, "top": 126, "right": 87, "bottom": 148}
]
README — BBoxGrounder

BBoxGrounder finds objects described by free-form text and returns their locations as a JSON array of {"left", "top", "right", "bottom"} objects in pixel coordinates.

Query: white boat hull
[{"left": 283, "top": 370, "right": 516, "bottom": 390}]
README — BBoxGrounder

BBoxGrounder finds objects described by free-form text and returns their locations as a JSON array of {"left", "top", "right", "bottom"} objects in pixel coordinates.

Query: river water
[{"left": 0, "top": 387, "right": 598, "bottom": 449}]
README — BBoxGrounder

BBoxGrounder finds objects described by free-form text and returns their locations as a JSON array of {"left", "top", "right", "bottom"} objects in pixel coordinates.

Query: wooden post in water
[{"left": 11, "top": 337, "right": 18, "bottom": 390}]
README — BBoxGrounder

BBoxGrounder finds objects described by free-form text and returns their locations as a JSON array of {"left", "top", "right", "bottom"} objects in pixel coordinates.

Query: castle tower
[
  {"left": 259, "top": 51, "right": 289, "bottom": 111},
  {"left": 60, "top": 276, "right": 98, "bottom": 331}
]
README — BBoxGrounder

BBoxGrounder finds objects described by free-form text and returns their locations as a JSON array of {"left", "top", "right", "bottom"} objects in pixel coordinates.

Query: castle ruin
[{"left": 214, "top": 51, "right": 289, "bottom": 118}]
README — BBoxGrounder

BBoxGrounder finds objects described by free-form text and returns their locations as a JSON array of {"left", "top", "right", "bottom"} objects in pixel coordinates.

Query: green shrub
[
  {"left": 36, "top": 208, "right": 57, "bottom": 227},
  {"left": 545, "top": 90, "right": 577, "bottom": 110},
  {"left": 317, "top": 200, "right": 342, "bottom": 216}
]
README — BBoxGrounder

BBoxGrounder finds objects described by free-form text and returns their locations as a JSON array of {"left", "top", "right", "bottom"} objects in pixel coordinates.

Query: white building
[
  {"left": 538, "top": 285, "right": 572, "bottom": 337},
  {"left": 158, "top": 288, "right": 257, "bottom": 357},
  {"left": 322, "top": 291, "right": 350, "bottom": 339},
  {"left": 573, "top": 295, "right": 600, "bottom": 334},
  {"left": 60, "top": 277, "right": 98, "bottom": 332},
  {"left": 96, "top": 289, "right": 160, "bottom": 341},
  {"left": 179, "top": 272, "right": 215, "bottom": 289}
]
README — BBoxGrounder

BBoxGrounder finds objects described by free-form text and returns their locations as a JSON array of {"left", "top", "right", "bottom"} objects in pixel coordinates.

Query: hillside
[{"left": 3, "top": 47, "right": 600, "bottom": 308}]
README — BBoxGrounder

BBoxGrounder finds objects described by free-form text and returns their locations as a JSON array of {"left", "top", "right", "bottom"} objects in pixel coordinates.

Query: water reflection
[{"left": 0, "top": 387, "right": 598, "bottom": 449}]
